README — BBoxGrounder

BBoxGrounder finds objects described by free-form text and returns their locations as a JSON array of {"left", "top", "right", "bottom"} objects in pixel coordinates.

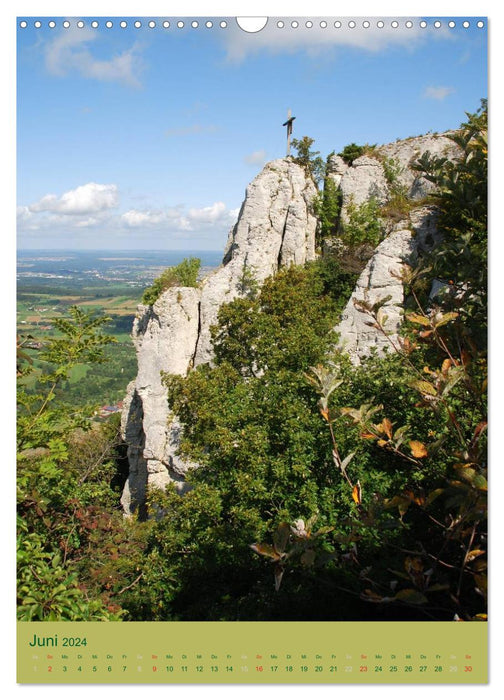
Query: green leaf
[
  {"left": 406, "top": 313, "right": 431, "bottom": 327},
  {"left": 433, "top": 311, "right": 459, "bottom": 329},
  {"left": 410, "top": 380, "right": 438, "bottom": 396}
]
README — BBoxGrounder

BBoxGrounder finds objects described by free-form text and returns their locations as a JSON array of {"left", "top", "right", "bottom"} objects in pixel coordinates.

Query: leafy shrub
[
  {"left": 341, "top": 195, "right": 384, "bottom": 248},
  {"left": 381, "top": 156, "right": 403, "bottom": 185},
  {"left": 142, "top": 257, "right": 201, "bottom": 305},
  {"left": 313, "top": 175, "right": 342, "bottom": 247},
  {"left": 291, "top": 136, "right": 325, "bottom": 185},
  {"left": 338, "top": 143, "right": 366, "bottom": 165},
  {"left": 17, "top": 307, "right": 144, "bottom": 621}
]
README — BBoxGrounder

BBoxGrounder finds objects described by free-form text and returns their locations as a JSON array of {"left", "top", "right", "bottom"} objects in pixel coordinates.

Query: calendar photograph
[{"left": 16, "top": 14, "right": 488, "bottom": 683}]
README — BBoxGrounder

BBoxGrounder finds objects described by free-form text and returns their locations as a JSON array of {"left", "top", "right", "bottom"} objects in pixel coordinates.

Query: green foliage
[
  {"left": 142, "top": 257, "right": 201, "bottom": 305},
  {"left": 209, "top": 264, "right": 339, "bottom": 376},
  {"left": 17, "top": 306, "right": 144, "bottom": 621},
  {"left": 381, "top": 156, "right": 403, "bottom": 185},
  {"left": 291, "top": 136, "right": 325, "bottom": 185},
  {"left": 142, "top": 103, "right": 487, "bottom": 622},
  {"left": 236, "top": 263, "right": 259, "bottom": 299},
  {"left": 338, "top": 143, "right": 365, "bottom": 165},
  {"left": 313, "top": 174, "right": 342, "bottom": 247},
  {"left": 411, "top": 99, "right": 487, "bottom": 345},
  {"left": 341, "top": 195, "right": 384, "bottom": 248}
]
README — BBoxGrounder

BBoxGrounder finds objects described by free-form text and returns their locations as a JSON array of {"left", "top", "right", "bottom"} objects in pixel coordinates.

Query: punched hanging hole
[
  {"left": 363, "top": 21, "right": 370, "bottom": 29},
  {"left": 463, "top": 21, "right": 470, "bottom": 28},
  {"left": 391, "top": 20, "right": 399, "bottom": 28},
  {"left": 305, "top": 21, "right": 313, "bottom": 28},
  {"left": 63, "top": 20, "right": 70, "bottom": 28},
  {"left": 106, "top": 21, "right": 113, "bottom": 28},
  {"left": 149, "top": 21, "right": 156, "bottom": 28},
  {"left": 120, "top": 21, "right": 127, "bottom": 28},
  {"left": 135, "top": 21, "right": 142, "bottom": 28},
  {"left": 177, "top": 21, "right": 184, "bottom": 28},
  {"left": 192, "top": 21, "right": 199, "bottom": 28},
  {"left": 420, "top": 20, "right": 427, "bottom": 28},
  {"left": 34, "top": 21, "right": 42, "bottom": 28},
  {"left": 206, "top": 21, "right": 213, "bottom": 28},
  {"left": 49, "top": 21, "right": 56, "bottom": 28},
  {"left": 220, "top": 20, "right": 228, "bottom": 28},
  {"left": 91, "top": 21, "right": 99, "bottom": 28},
  {"left": 434, "top": 20, "right": 442, "bottom": 28},
  {"left": 477, "top": 20, "right": 484, "bottom": 28},
  {"left": 406, "top": 20, "right": 413, "bottom": 28},
  {"left": 449, "top": 21, "right": 456, "bottom": 28},
  {"left": 77, "top": 20, "right": 85, "bottom": 28},
  {"left": 277, "top": 21, "right": 284, "bottom": 28},
  {"left": 334, "top": 21, "right": 341, "bottom": 28},
  {"left": 320, "top": 21, "right": 327, "bottom": 28},
  {"left": 19, "top": 20, "right": 27, "bottom": 28},
  {"left": 377, "top": 20, "right": 384, "bottom": 28},
  {"left": 236, "top": 17, "right": 268, "bottom": 33},
  {"left": 163, "top": 21, "right": 170, "bottom": 28}
]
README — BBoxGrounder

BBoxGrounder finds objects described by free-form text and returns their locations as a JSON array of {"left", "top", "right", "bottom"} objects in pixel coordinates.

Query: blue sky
[{"left": 16, "top": 15, "right": 487, "bottom": 250}]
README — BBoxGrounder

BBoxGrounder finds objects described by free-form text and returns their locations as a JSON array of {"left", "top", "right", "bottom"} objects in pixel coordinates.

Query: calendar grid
[{"left": 17, "top": 621, "right": 487, "bottom": 684}]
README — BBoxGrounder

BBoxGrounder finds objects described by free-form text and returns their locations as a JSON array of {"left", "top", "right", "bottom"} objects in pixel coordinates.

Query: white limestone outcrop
[{"left": 121, "top": 159, "right": 317, "bottom": 514}]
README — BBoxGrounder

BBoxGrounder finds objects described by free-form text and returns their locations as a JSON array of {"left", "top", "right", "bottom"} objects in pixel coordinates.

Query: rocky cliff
[
  {"left": 121, "top": 132, "right": 460, "bottom": 514},
  {"left": 121, "top": 159, "right": 317, "bottom": 515},
  {"left": 331, "top": 133, "right": 459, "bottom": 362}
]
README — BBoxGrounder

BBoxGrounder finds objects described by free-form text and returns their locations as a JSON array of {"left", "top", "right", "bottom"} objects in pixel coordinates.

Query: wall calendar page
[{"left": 15, "top": 7, "right": 488, "bottom": 688}]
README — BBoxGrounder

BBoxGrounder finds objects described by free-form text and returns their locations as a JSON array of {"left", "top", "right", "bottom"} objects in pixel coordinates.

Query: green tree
[
  {"left": 142, "top": 257, "right": 201, "bottom": 305},
  {"left": 338, "top": 143, "right": 366, "bottom": 165},
  {"left": 17, "top": 307, "right": 143, "bottom": 620},
  {"left": 313, "top": 172, "right": 342, "bottom": 246},
  {"left": 291, "top": 136, "right": 325, "bottom": 184}
]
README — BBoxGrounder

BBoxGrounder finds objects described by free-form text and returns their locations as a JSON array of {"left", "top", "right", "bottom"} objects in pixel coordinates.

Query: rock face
[
  {"left": 327, "top": 132, "right": 459, "bottom": 222},
  {"left": 335, "top": 206, "right": 441, "bottom": 363},
  {"left": 121, "top": 159, "right": 317, "bottom": 515},
  {"left": 194, "top": 159, "right": 317, "bottom": 365},
  {"left": 121, "top": 133, "right": 461, "bottom": 513},
  {"left": 330, "top": 132, "right": 459, "bottom": 364}
]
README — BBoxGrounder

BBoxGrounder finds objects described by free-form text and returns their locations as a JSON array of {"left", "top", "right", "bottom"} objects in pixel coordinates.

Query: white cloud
[
  {"left": 220, "top": 19, "right": 453, "bottom": 62},
  {"left": 29, "top": 183, "right": 119, "bottom": 216},
  {"left": 121, "top": 208, "right": 180, "bottom": 227},
  {"left": 122, "top": 201, "right": 235, "bottom": 232},
  {"left": 44, "top": 24, "right": 143, "bottom": 87},
  {"left": 424, "top": 85, "right": 456, "bottom": 101},
  {"left": 187, "top": 201, "right": 227, "bottom": 223},
  {"left": 244, "top": 150, "right": 267, "bottom": 166},
  {"left": 19, "top": 188, "right": 239, "bottom": 249}
]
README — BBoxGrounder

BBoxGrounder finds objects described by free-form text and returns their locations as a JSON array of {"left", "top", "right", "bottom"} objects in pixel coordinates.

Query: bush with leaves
[
  {"left": 17, "top": 307, "right": 145, "bottom": 620},
  {"left": 253, "top": 103, "right": 487, "bottom": 621},
  {"left": 411, "top": 99, "right": 487, "bottom": 345},
  {"left": 134, "top": 263, "right": 447, "bottom": 621},
  {"left": 341, "top": 195, "right": 384, "bottom": 249},
  {"left": 313, "top": 172, "right": 342, "bottom": 247},
  {"left": 291, "top": 136, "right": 325, "bottom": 185},
  {"left": 142, "top": 257, "right": 201, "bottom": 305},
  {"left": 338, "top": 143, "right": 372, "bottom": 165}
]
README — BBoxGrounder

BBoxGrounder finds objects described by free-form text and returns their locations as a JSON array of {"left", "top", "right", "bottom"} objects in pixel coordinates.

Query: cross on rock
[{"left": 282, "top": 109, "right": 296, "bottom": 156}]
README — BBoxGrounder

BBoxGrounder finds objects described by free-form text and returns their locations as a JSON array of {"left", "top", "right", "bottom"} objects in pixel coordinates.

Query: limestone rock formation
[
  {"left": 376, "top": 132, "right": 459, "bottom": 200},
  {"left": 335, "top": 206, "right": 441, "bottom": 364},
  {"left": 121, "top": 158, "right": 317, "bottom": 514},
  {"left": 330, "top": 132, "right": 459, "bottom": 364},
  {"left": 121, "top": 132, "right": 461, "bottom": 513}
]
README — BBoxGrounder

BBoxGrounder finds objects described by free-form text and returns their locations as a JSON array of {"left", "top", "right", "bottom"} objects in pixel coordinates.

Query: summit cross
[{"left": 282, "top": 109, "right": 296, "bottom": 156}]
